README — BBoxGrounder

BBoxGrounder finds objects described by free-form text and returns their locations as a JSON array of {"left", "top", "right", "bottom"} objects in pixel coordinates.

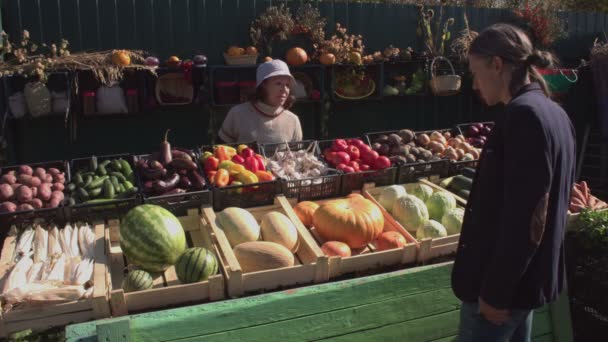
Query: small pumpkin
[
  {"left": 112, "top": 50, "right": 131, "bottom": 66},
  {"left": 375, "top": 231, "right": 408, "bottom": 251},
  {"left": 319, "top": 53, "right": 336, "bottom": 65},
  {"left": 313, "top": 196, "right": 384, "bottom": 249},
  {"left": 286, "top": 47, "right": 308, "bottom": 66},
  {"left": 245, "top": 46, "right": 258, "bottom": 55},
  {"left": 321, "top": 241, "right": 351, "bottom": 257},
  {"left": 227, "top": 46, "right": 245, "bottom": 56},
  {"left": 293, "top": 201, "right": 319, "bottom": 228}
]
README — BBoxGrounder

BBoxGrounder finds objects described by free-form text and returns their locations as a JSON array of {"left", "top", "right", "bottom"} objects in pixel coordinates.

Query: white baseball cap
[{"left": 256, "top": 59, "right": 296, "bottom": 88}]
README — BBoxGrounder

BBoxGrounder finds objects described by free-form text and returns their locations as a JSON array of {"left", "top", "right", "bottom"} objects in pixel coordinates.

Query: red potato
[
  {"left": 18, "top": 166, "right": 33, "bottom": 176},
  {"left": 31, "top": 186, "right": 38, "bottom": 199},
  {"left": 34, "top": 167, "right": 46, "bottom": 179},
  {"left": 1, "top": 174, "right": 17, "bottom": 185},
  {"left": 51, "top": 191, "right": 64, "bottom": 201},
  {"left": 52, "top": 183, "right": 65, "bottom": 191},
  {"left": 48, "top": 197, "right": 61, "bottom": 208},
  {"left": 16, "top": 186, "right": 33, "bottom": 203},
  {"left": 30, "top": 176, "right": 42, "bottom": 187},
  {"left": 17, "top": 175, "right": 34, "bottom": 187},
  {"left": 37, "top": 183, "right": 52, "bottom": 202},
  {"left": 53, "top": 174, "right": 65, "bottom": 184},
  {"left": 30, "top": 198, "right": 43, "bottom": 209},
  {"left": 10, "top": 183, "right": 22, "bottom": 191},
  {"left": 47, "top": 168, "right": 61, "bottom": 176},
  {"left": 18, "top": 203, "right": 35, "bottom": 211},
  {"left": 6, "top": 170, "right": 16, "bottom": 176},
  {"left": 0, "top": 201, "right": 17, "bottom": 213},
  {"left": 0, "top": 184, "right": 14, "bottom": 201}
]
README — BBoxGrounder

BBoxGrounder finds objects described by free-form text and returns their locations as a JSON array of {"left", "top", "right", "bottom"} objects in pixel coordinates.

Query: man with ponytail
[{"left": 451, "top": 24, "right": 576, "bottom": 342}]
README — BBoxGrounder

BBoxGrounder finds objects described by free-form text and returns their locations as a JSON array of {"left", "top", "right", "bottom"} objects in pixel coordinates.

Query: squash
[
  {"left": 319, "top": 53, "right": 336, "bottom": 65},
  {"left": 375, "top": 231, "right": 407, "bottom": 251},
  {"left": 233, "top": 241, "right": 294, "bottom": 272},
  {"left": 111, "top": 50, "right": 131, "bottom": 66},
  {"left": 286, "top": 47, "right": 308, "bottom": 66},
  {"left": 321, "top": 241, "right": 351, "bottom": 257},
  {"left": 216, "top": 207, "right": 260, "bottom": 247},
  {"left": 312, "top": 197, "right": 384, "bottom": 249},
  {"left": 227, "top": 46, "right": 245, "bottom": 56},
  {"left": 293, "top": 201, "right": 319, "bottom": 228},
  {"left": 260, "top": 212, "right": 299, "bottom": 252}
]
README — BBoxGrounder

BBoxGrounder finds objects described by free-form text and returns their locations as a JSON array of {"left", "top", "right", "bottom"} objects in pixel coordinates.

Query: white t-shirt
[{"left": 219, "top": 102, "right": 303, "bottom": 144}]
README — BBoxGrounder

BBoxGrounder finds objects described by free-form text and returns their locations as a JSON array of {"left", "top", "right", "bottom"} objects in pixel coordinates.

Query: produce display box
[
  {"left": 202, "top": 196, "right": 328, "bottom": 297},
  {"left": 199, "top": 143, "right": 281, "bottom": 211},
  {"left": 66, "top": 154, "right": 141, "bottom": 222},
  {"left": 136, "top": 151, "right": 212, "bottom": 217},
  {"left": 362, "top": 179, "right": 466, "bottom": 263},
  {"left": 456, "top": 121, "right": 495, "bottom": 137},
  {"left": 317, "top": 139, "right": 398, "bottom": 196},
  {"left": 566, "top": 208, "right": 608, "bottom": 232},
  {"left": 0, "top": 160, "right": 69, "bottom": 226},
  {"left": 291, "top": 193, "right": 417, "bottom": 279},
  {"left": 448, "top": 159, "right": 479, "bottom": 176},
  {"left": 260, "top": 140, "right": 342, "bottom": 201},
  {"left": 106, "top": 208, "right": 225, "bottom": 316},
  {"left": 0, "top": 221, "right": 110, "bottom": 337}
]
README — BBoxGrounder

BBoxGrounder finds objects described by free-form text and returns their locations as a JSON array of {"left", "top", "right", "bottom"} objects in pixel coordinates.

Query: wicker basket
[
  {"left": 155, "top": 73, "right": 194, "bottom": 105},
  {"left": 430, "top": 56, "right": 461, "bottom": 96},
  {"left": 223, "top": 53, "right": 258, "bottom": 66}
]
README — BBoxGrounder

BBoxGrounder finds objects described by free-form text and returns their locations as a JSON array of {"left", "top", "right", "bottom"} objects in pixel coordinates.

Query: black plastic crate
[
  {"left": 397, "top": 159, "right": 451, "bottom": 184},
  {"left": 316, "top": 138, "right": 398, "bottom": 195},
  {"left": 212, "top": 180, "right": 281, "bottom": 211},
  {"left": 448, "top": 159, "right": 479, "bottom": 177},
  {"left": 260, "top": 140, "right": 343, "bottom": 201},
  {"left": 0, "top": 160, "right": 69, "bottom": 226},
  {"left": 135, "top": 150, "right": 211, "bottom": 217},
  {"left": 456, "top": 121, "right": 495, "bottom": 137},
  {"left": 67, "top": 154, "right": 141, "bottom": 221}
]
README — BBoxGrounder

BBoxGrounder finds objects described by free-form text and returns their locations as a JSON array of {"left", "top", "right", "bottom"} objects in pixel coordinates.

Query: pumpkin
[
  {"left": 293, "top": 201, "right": 319, "bottom": 228},
  {"left": 321, "top": 241, "right": 351, "bottom": 257},
  {"left": 227, "top": 46, "right": 245, "bottom": 56},
  {"left": 375, "top": 231, "right": 408, "bottom": 251},
  {"left": 245, "top": 46, "right": 258, "bottom": 55},
  {"left": 286, "top": 47, "right": 308, "bottom": 66},
  {"left": 347, "top": 193, "right": 364, "bottom": 199},
  {"left": 112, "top": 50, "right": 131, "bottom": 66},
  {"left": 167, "top": 56, "right": 181, "bottom": 67},
  {"left": 312, "top": 196, "right": 384, "bottom": 249},
  {"left": 319, "top": 53, "right": 336, "bottom": 65}
]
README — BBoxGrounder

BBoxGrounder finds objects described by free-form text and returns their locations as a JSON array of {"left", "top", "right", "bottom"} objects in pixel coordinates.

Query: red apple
[
  {"left": 373, "top": 156, "right": 391, "bottom": 170},
  {"left": 358, "top": 144, "right": 372, "bottom": 155},
  {"left": 337, "top": 163, "right": 347, "bottom": 170},
  {"left": 334, "top": 151, "right": 351, "bottom": 165},
  {"left": 349, "top": 139, "right": 367, "bottom": 149},
  {"left": 323, "top": 148, "right": 335, "bottom": 164},
  {"left": 332, "top": 139, "right": 349, "bottom": 152},
  {"left": 361, "top": 150, "right": 379, "bottom": 165},
  {"left": 328, "top": 152, "right": 339, "bottom": 165},
  {"left": 341, "top": 166, "right": 355, "bottom": 173},
  {"left": 359, "top": 164, "right": 371, "bottom": 171},
  {"left": 348, "top": 161, "right": 360, "bottom": 172},
  {"left": 347, "top": 145, "right": 360, "bottom": 161}
]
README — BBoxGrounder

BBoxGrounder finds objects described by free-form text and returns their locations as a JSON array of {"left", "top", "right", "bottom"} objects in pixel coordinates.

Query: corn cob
[
  {"left": 27, "top": 262, "right": 44, "bottom": 283},
  {"left": 2, "top": 256, "right": 33, "bottom": 294},
  {"left": 72, "top": 259, "right": 94, "bottom": 285},
  {"left": 48, "top": 225, "right": 62, "bottom": 257},
  {"left": 33, "top": 225, "right": 48, "bottom": 263},
  {"left": 45, "top": 254, "right": 65, "bottom": 282},
  {"left": 15, "top": 226, "right": 35, "bottom": 259},
  {"left": 25, "top": 284, "right": 88, "bottom": 305},
  {"left": 2, "top": 281, "right": 58, "bottom": 306}
]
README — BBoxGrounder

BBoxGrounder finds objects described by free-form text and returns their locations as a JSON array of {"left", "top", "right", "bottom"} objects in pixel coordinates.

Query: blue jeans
[{"left": 458, "top": 301, "right": 533, "bottom": 342}]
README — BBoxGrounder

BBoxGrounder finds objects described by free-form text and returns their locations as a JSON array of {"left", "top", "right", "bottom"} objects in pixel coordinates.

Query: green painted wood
[
  {"left": 549, "top": 285, "right": 575, "bottom": 342},
  {"left": 97, "top": 316, "right": 131, "bottom": 342}
]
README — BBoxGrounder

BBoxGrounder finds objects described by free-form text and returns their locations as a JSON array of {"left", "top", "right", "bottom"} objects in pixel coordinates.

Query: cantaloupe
[
  {"left": 233, "top": 241, "right": 294, "bottom": 272},
  {"left": 260, "top": 212, "right": 299, "bottom": 252},
  {"left": 216, "top": 207, "right": 260, "bottom": 248}
]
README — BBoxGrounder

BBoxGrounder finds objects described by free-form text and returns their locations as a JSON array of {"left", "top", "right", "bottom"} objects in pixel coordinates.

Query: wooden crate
[
  {"left": 106, "top": 209, "right": 225, "bottom": 316},
  {"left": 288, "top": 193, "right": 418, "bottom": 279},
  {"left": 0, "top": 223, "right": 110, "bottom": 337},
  {"left": 202, "top": 196, "right": 329, "bottom": 298},
  {"left": 362, "top": 179, "right": 467, "bottom": 263}
]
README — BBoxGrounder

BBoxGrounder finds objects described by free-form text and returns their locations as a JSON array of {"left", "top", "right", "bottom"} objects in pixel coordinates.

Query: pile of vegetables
[
  {"left": 1, "top": 223, "right": 96, "bottom": 311},
  {"left": 570, "top": 181, "right": 608, "bottom": 213},
  {"left": 200, "top": 144, "right": 274, "bottom": 188},
  {"left": 321, "top": 138, "right": 391, "bottom": 173},
  {"left": 461, "top": 122, "right": 493, "bottom": 148},
  {"left": 66, "top": 156, "right": 137, "bottom": 205},
  {"left": 438, "top": 167, "right": 475, "bottom": 199},
  {"left": 0, "top": 165, "right": 66, "bottom": 213},
  {"left": 266, "top": 144, "right": 328, "bottom": 181},
  {"left": 137, "top": 130, "right": 206, "bottom": 197}
]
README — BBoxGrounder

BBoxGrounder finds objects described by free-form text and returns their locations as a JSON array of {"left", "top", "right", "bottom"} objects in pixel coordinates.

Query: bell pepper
[
  {"left": 255, "top": 170, "right": 274, "bottom": 182},
  {"left": 199, "top": 151, "right": 213, "bottom": 163},
  {"left": 225, "top": 146, "right": 237, "bottom": 157},
  {"left": 218, "top": 160, "right": 234, "bottom": 170},
  {"left": 228, "top": 164, "right": 246, "bottom": 176},
  {"left": 241, "top": 147, "right": 255, "bottom": 158},
  {"left": 237, "top": 144, "right": 249, "bottom": 155},
  {"left": 231, "top": 154, "right": 245, "bottom": 165},
  {"left": 255, "top": 155, "right": 266, "bottom": 171},
  {"left": 207, "top": 170, "right": 217, "bottom": 183},
  {"left": 244, "top": 156, "right": 259, "bottom": 173},
  {"left": 237, "top": 170, "right": 259, "bottom": 185},
  {"left": 214, "top": 168, "right": 230, "bottom": 187},
  {"left": 204, "top": 156, "right": 220, "bottom": 173},
  {"left": 214, "top": 146, "right": 230, "bottom": 161},
  {"left": 229, "top": 181, "right": 243, "bottom": 194}
]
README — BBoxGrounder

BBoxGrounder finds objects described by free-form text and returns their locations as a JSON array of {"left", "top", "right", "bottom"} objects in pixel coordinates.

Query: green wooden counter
[{"left": 65, "top": 262, "right": 573, "bottom": 342}]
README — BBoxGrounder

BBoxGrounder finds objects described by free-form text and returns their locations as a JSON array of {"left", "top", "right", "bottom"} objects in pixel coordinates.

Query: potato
[
  {"left": 37, "top": 183, "right": 52, "bottom": 201},
  {"left": 31, "top": 198, "right": 43, "bottom": 209},
  {"left": 16, "top": 185, "right": 33, "bottom": 203},
  {"left": 48, "top": 197, "right": 61, "bottom": 208},
  {"left": 10, "top": 183, "right": 22, "bottom": 191},
  {"left": 0, "top": 184, "right": 14, "bottom": 202},
  {"left": 48, "top": 168, "right": 61, "bottom": 176},
  {"left": 6, "top": 170, "right": 16, "bottom": 176},
  {"left": 18, "top": 203, "right": 35, "bottom": 211},
  {"left": 34, "top": 167, "right": 46, "bottom": 179},
  {"left": 0, "top": 201, "right": 17, "bottom": 213},
  {"left": 44, "top": 174, "right": 54, "bottom": 184},
  {"left": 52, "top": 183, "right": 65, "bottom": 191},
  {"left": 51, "top": 191, "right": 64, "bottom": 202},
  {"left": 31, "top": 186, "right": 38, "bottom": 199},
  {"left": 17, "top": 174, "right": 34, "bottom": 187},
  {"left": 30, "top": 176, "right": 42, "bottom": 187},
  {"left": 1, "top": 174, "right": 17, "bottom": 185},
  {"left": 19, "top": 165, "right": 33, "bottom": 176}
]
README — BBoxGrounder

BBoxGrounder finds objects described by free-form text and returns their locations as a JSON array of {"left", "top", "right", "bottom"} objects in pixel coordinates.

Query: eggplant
[
  {"left": 170, "top": 158, "right": 197, "bottom": 171},
  {"left": 136, "top": 159, "right": 149, "bottom": 169},
  {"left": 149, "top": 160, "right": 164, "bottom": 170},
  {"left": 172, "top": 150, "right": 193, "bottom": 162},
  {"left": 173, "top": 148, "right": 197, "bottom": 160},
  {"left": 143, "top": 181, "right": 155, "bottom": 194},
  {"left": 165, "top": 188, "right": 187, "bottom": 195},
  {"left": 142, "top": 167, "right": 167, "bottom": 180},
  {"left": 179, "top": 175, "right": 192, "bottom": 189},
  {"left": 188, "top": 170, "right": 206, "bottom": 190},
  {"left": 153, "top": 173, "right": 180, "bottom": 193},
  {"left": 160, "top": 130, "right": 172, "bottom": 165}
]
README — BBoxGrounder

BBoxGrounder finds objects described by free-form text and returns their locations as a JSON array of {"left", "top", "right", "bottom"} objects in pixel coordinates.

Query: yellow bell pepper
[
  {"left": 218, "top": 160, "right": 234, "bottom": 170},
  {"left": 228, "top": 164, "right": 246, "bottom": 176},
  {"left": 229, "top": 181, "right": 243, "bottom": 194},
  {"left": 225, "top": 146, "right": 237, "bottom": 159},
  {"left": 237, "top": 170, "right": 259, "bottom": 185},
  {"left": 237, "top": 144, "right": 249, "bottom": 155},
  {"left": 199, "top": 151, "right": 213, "bottom": 162}
]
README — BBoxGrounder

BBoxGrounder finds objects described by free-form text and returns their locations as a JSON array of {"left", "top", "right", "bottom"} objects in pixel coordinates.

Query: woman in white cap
[{"left": 218, "top": 59, "right": 303, "bottom": 144}]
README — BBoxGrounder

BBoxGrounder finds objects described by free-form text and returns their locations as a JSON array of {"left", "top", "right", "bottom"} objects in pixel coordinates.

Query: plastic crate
[
  {"left": 135, "top": 151, "right": 211, "bottom": 217},
  {"left": 0, "top": 160, "right": 69, "bottom": 227},
  {"left": 448, "top": 159, "right": 479, "bottom": 176},
  {"left": 212, "top": 180, "right": 281, "bottom": 211},
  {"left": 456, "top": 121, "right": 495, "bottom": 137},
  {"left": 67, "top": 154, "right": 141, "bottom": 221},
  {"left": 397, "top": 159, "right": 451, "bottom": 183},
  {"left": 317, "top": 139, "right": 398, "bottom": 195}
]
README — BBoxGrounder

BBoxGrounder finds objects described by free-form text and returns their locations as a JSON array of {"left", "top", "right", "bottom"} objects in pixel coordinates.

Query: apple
[
  {"left": 145, "top": 56, "right": 160, "bottom": 67},
  {"left": 341, "top": 166, "right": 355, "bottom": 173},
  {"left": 373, "top": 156, "right": 391, "bottom": 170},
  {"left": 328, "top": 152, "right": 339, "bottom": 165},
  {"left": 359, "top": 164, "right": 371, "bottom": 171},
  {"left": 323, "top": 148, "right": 334, "bottom": 163},
  {"left": 347, "top": 145, "right": 360, "bottom": 161},
  {"left": 348, "top": 161, "right": 360, "bottom": 172},
  {"left": 358, "top": 144, "right": 373, "bottom": 155},
  {"left": 334, "top": 151, "right": 351, "bottom": 165},
  {"left": 332, "top": 139, "right": 349, "bottom": 152},
  {"left": 361, "top": 150, "right": 379, "bottom": 165}
]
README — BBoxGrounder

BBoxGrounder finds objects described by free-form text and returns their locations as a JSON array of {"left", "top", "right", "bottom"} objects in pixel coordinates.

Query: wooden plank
[
  {"left": 92, "top": 223, "right": 111, "bottom": 319},
  {"left": 2, "top": 300, "right": 91, "bottom": 322},
  {"left": 548, "top": 290, "right": 574, "bottom": 342},
  {"left": 163, "top": 266, "right": 179, "bottom": 287},
  {"left": 97, "top": 316, "right": 130, "bottom": 342},
  {"left": 110, "top": 289, "right": 128, "bottom": 318},
  {"left": 6, "top": 309, "right": 95, "bottom": 335}
]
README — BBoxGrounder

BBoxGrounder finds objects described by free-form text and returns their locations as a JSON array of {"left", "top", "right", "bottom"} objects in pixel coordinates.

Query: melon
[
  {"left": 233, "top": 241, "right": 294, "bottom": 272},
  {"left": 175, "top": 247, "right": 219, "bottom": 284},
  {"left": 120, "top": 205, "right": 186, "bottom": 273},
  {"left": 260, "top": 212, "right": 299, "bottom": 252},
  {"left": 122, "top": 270, "right": 153, "bottom": 293},
  {"left": 378, "top": 185, "right": 406, "bottom": 213},
  {"left": 416, "top": 220, "right": 448, "bottom": 240},
  {"left": 426, "top": 192, "right": 456, "bottom": 221},
  {"left": 216, "top": 207, "right": 260, "bottom": 248},
  {"left": 392, "top": 195, "right": 429, "bottom": 233}
]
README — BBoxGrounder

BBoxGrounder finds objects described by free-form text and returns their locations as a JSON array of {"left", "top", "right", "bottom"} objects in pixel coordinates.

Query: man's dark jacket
[{"left": 451, "top": 83, "right": 577, "bottom": 310}]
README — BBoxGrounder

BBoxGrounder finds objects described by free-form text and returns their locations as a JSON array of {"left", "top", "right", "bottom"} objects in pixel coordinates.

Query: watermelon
[
  {"left": 120, "top": 204, "right": 186, "bottom": 272},
  {"left": 122, "top": 270, "right": 153, "bottom": 293},
  {"left": 176, "top": 247, "right": 219, "bottom": 284}
]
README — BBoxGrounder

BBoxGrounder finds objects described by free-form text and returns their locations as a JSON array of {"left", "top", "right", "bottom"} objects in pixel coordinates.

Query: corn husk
[
  {"left": 65, "top": 256, "right": 82, "bottom": 284},
  {"left": 16, "top": 226, "right": 35, "bottom": 259},
  {"left": 59, "top": 224, "right": 72, "bottom": 256},
  {"left": 70, "top": 225, "right": 80, "bottom": 257},
  {"left": 2, "top": 281, "right": 61, "bottom": 305},
  {"left": 71, "top": 258, "right": 94, "bottom": 285},
  {"left": 2, "top": 256, "right": 33, "bottom": 294},
  {"left": 78, "top": 224, "right": 96, "bottom": 259},
  {"left": 48, "top": 225, "right": 62, "bottom": 257},
  {"left": 25, "top": 284, "right": 88, "bottom": 305},
  {"left": 26, "top": 262, "right": 44, "bottom": 283},
  {"left": 45, "top": 254, "right": 65, "bottom": 282},
  {"left": 33, "top": 225, "right": 48, "bottom": 263}
]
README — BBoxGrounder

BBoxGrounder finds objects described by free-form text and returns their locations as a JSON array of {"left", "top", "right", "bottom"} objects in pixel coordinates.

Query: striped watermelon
[
  {"left": 120, "top": 204, "right": 186, "bottom": 272},
  {"left": 122, "top": 270, "right": 154, "bottom": 293},
  {"left": 176, "top": 247, "right": 219, "bottom": 284}
]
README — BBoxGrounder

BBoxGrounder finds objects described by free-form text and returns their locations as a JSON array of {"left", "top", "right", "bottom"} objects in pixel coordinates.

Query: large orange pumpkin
[
  {"left": 293, "top": 201, "right": 319, "bottom": 228},
  {"left": 312, "top": 197, "right": 384, "bottom": 248},
  {"left": 319, "top": 53, "right": 336, "bottom": 65},
  {"left": 286, "top": 47, "right": 308, "bottom": 66}
]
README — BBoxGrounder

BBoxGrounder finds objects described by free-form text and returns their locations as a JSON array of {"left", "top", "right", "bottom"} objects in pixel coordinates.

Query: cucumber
[
  {"left": 461, "top": 167, "right": 477, "bottom": 179},
  {"left": 457, "top": 189, "right": 470, "bottom": 199},
  {"left": 103, "top": 179, "right": 115, "bottom": 199},
  {"left": 100, "top": 160, "right": 112, "bottom": 168},
  {"left": 89, "top": 187, "right": 103, "bottom": 197},
  {"left": 119, "top": 159, "right": 133, "bottom": 176},
  {"left": 123, "top": 180, "right": 134, "bottom": 190},
  {"left": 84, "top": 198, "right": 116, "bottom": 204},
  {"left": 90, "top": 156, "right": 98, "bottom": 172},
  {"left": 450, "top": 175, "right": 473, "bottom": 193},
  {"left": 87, "top": 175, "right": 108, "bottom": 190},
  {"left": 82, "top": 175, "right": 93, "bottom": 189},
  {"left": 116, "top": 187, "right": 138, "bottom": 199},
  {"left": 74, "top": 174, "right": 84, "bottom": 187},
  {"left": 112, "top": 159, "right": 123, "bottom": 172},
  {"left": 77, "top": 187, "right": 89, "bottom": 201},
  {"left": 67, "top": 197, "right": 76, "bottom": 206},
  {"left": 110, "top": 176, "right": 121, "bottom": 191},
  {"left": 439, "top": 176, "right": 456, "bottom": 189},
  {"left": 111, "top": 172, "right": 127, "bottom": 183},
  {"left": 67, "top": 183, "right": 77, "bottom": 192},
  {"left": 97, "top": 165, "right": 108, "bottom": 176}
]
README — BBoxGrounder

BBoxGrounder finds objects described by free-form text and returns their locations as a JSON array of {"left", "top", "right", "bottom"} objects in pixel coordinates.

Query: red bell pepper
[
  {"left": 214, "top": 146, "right": 230, "bottom": 162},
  {"left": 244, "top": 156, "right": 259, "bottom": 173},
  {"left": 231, "top": 154, "right": 245, "bottom": 165},
  {"left": 241, "top": 147, "right": 255, "bottom": 158},
  {"left": 255, "top": 154, "right": 266, "bottom": 171},
  {"left": 204, "top": 156, "right": 220, "bottom": 173}
]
